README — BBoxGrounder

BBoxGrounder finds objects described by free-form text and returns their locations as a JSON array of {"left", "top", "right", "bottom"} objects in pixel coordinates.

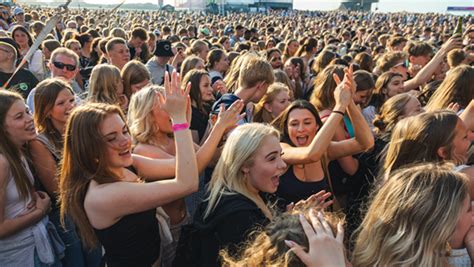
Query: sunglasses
[
  {"left": 394, "top": 60, "right": 409, "bottom": 69},
  {"left": 53, "top": 61, "right": 76, "bottom": 71}
]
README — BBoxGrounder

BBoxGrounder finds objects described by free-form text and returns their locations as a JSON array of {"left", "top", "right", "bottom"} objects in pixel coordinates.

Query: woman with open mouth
[{"left": 272, "top": 66, "right": 374, "bottom": 208}]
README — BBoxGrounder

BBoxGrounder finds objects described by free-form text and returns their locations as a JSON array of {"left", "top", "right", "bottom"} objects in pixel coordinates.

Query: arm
[
  {"left": 29, "top": 140, "right": 58, "bottom": 196},
  {"left": 87, "top": 71, "right": 198, "bottom": 220},
  {"left": 404, "top": 35, "right": 462, "bottom": 91},
  {"left": 0, "top": 156, "right": 48, "bottom": 239},
  {"left": 194, "top": 100, "right": 244, "bottom": 173},
  {"left": 282, "top": 71, "right": 353, "bottom": 165},
  {"left": 281, "top": 109, "right": 345, "bottom": 165},
  {"left": 327, "top": 101, "right": 375, "bottom": 161}
]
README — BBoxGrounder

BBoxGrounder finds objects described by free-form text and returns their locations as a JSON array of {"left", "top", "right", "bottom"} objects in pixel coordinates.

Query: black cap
[
  {"left": 154, "top": 40, "right": 174, "bottom": 57},
  {"left": 0, "top": 37, "right": 20, "bottom": 57}
]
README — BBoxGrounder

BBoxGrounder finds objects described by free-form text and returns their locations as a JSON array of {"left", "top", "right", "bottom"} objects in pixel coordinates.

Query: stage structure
[
  {"left": 339, "top": 0, "right": 379, "bottom": 11},
  {"left": 174, "top": 0, "right": 292, "bottom": 12}
]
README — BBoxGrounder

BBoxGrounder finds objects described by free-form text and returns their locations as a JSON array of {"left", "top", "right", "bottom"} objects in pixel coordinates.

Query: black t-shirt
[
  {"left": 0, "top": 69, "right": 39, "bottom": 99},
  {"left": 190, "top": 106, "right": 210, "bottom": 144}
]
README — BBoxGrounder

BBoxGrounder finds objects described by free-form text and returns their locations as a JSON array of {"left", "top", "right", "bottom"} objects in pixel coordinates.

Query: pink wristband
[{"left": 172, "top": 122, "right": 189, "bottom": 132}]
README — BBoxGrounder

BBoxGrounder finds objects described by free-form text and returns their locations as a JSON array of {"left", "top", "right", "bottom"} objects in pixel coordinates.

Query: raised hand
[
  {"left": 288, "top": 190, "right": 334, "bottom": 212},
  {"left": 215, "top": 100, "right": 246, "bottom": 131},
  {"left": 441, "top": 35, "right": 463, "bottom": 53},
  {"left": 285, "top": 210, "right": 346, "bottom": 267},
  {"left": 160, "top": 71, "right": 190, "bottom": 123},
  {"left": 333, "top": 65, "right": 355, "bottom": 109}
]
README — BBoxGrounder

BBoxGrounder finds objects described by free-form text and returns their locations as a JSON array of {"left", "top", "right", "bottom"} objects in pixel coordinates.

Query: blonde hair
[
  {"left": 238, "top": 57, "right": 275, "bottom": 89},
  {"left": 109, "top": 27, "right": 128, "bottom": 39},
  {"left": 127, "top": 85, "right": 164, "bottom": 146},
  {"left": 373, "top": 93, "right": 414, "bottom": 135},
  {"left": 352, "top": 163, "right": 469, "bottom": 267},
  {"left": 253, "top": 83, "right": 290, "bottom": 123},
  {"left": 224, "top": 52, "right": 258, "bottom": 92},
  {"left": 205, "top": 123, "right": 279, "bottom": 220},
  {"left": 88, "top": 64, "right": 122, "bottom": 105},
  {"left": 425, "top": 65, "right": 474, "bottom": 111}
]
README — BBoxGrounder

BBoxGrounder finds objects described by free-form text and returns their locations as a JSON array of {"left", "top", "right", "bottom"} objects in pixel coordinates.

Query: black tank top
[
  {"left": 94, "top": 208, "right": 160, "bottom": 267},
  {"left": 276, "top": 165, "right": 329, "bottom": 206}
]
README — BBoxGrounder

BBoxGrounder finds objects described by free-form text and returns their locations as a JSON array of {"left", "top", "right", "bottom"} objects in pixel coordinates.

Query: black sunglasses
[{"left": 53, "top": 61, "right": 76, "bottom": 71}]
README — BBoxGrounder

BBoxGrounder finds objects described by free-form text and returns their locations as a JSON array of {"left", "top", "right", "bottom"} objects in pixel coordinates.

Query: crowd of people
[{"left": 0, "top": 2, "right": 473, "bottom": 266}]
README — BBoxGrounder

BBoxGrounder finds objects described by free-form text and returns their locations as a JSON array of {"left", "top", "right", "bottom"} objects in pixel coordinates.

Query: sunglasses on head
[
  {"left": 394, "top": 60, "right": 409, "bottom": 69},
  {"left": 53, "top": 61, "right": 76, "bottom": 71}
]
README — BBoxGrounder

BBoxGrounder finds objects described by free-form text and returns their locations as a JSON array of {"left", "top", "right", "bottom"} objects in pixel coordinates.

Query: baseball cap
[
  {"left": 154, "top": 40, "right": 174, "bottom": 57},
  {"left": 13, "top": 7, "right": 23, "bottom": 16}
]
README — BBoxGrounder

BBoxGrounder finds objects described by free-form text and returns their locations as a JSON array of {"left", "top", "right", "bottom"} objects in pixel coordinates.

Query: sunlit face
[
  {"left": 447, "top": 119, "right": 474, "bottom": 164},
  {"left": 100, "top": 113, "right": 133, "bottom": 170},
  {"left": 49, "top": 54, "right": 79, "bottom": 81},
  {"left": 147, "top": 39, "right": 156, "bottom": 54},
  {"left": 108, "top": 43, "right": 130, "bottom": 69},
  {"left": 130, "top": 79, "right": 149, "bottom": 95},
  {"left": 69, "top": 43, "right": 82, "bottom": 56},
  {"left": 198, "top": 46, "right": 210, "bottom": 62},
  {"left": 223, "top": 39, "right": 231, "bottom": 51},
  {"left": 13, "top": 30, "right": 29, "bottom": 47},
  {"left": 152, "top": 93, "right": 172, "bottom": 134},
  {"left": 50, "top": 88, "right": 76, "bottom": 126},
  {"left": 402, "top": 96, "right": 423, "bottom": 118},
  {"left": 288, "top": 41, "right": 299, "bottom": 55},
  {"left": 265, "top": 91, "right": 291, "bottom": 119},
  {"left": 5, "top": 100, "right": 36, "bottom": 147},
  {"left": 244, "top": 135, "right": 287, "bottom": 194},
  {"left": 384, "top": 76, "right": 405, "bottom": 98},
  {"left": 287, "top": 108, "right": 319, "bottom": 147},
  {"left": 269, "top": 51, "right": 282, "bottom": 69},
  {"left": 199, "top": 75, "right": 214, "bottom": 102},
  {"left": 216, "top": 54, "right": 230, "bottom": 73}
]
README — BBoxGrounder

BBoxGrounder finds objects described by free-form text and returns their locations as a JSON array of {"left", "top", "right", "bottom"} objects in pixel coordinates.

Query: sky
[{"left": 80, "top": 0, "right": 474, "bottom": 13}]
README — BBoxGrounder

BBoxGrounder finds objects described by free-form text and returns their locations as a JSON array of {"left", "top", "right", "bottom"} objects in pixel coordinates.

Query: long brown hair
[
  {"left": 181, "top": 69, "right": 210, "bottom": 114},
  {"left": 59, "top": 103, "right": 126, "bottom": 248},
  {"left": 0, "top": 91, "right": 33, "bottom": 200},
  {"left": 34, "top": 78, "right": 73, "bottom": 153},
  {"left": 121, "top": 60, "right": 150, "bottom": 100},
  {"left": 310, "top": 65, "right": 345, "bottom": 111}
]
